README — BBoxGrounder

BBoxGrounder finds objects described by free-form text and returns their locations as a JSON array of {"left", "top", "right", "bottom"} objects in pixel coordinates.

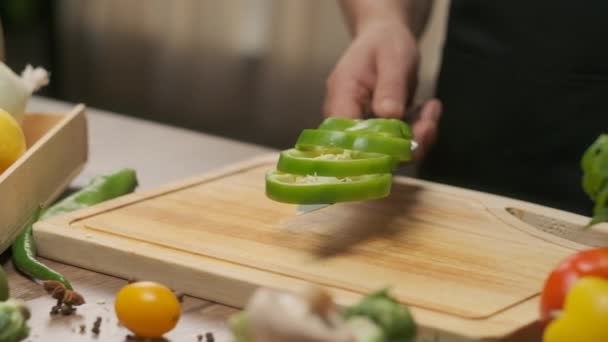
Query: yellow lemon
[{"left": 0, "top": 109, "right": 26, "bottom": 174}]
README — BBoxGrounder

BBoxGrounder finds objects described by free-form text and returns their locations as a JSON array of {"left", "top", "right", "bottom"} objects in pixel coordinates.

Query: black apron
[{"left": 418, "top": 0, "right": 608, "bottom": 216}]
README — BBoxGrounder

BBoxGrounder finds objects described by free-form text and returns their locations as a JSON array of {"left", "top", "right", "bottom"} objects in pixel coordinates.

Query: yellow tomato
[
  {"left": 0, "top": 109, "right": 26, "bottom": 174},
  {"left": 115, "top": 281, "right": 181, "bottom": 338}
]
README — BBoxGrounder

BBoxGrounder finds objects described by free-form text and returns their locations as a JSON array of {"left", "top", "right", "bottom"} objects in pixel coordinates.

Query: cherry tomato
[
  {"left": 115, "top": 281, "right": 181, "bottom": 338},
  {"left": 540, "top": 248, "right": 608, "bottom": 323}
]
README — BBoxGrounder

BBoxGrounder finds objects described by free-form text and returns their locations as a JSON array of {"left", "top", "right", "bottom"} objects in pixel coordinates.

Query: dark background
[{"left": 1, "top": 0, "right": 58, "bottom": 97}]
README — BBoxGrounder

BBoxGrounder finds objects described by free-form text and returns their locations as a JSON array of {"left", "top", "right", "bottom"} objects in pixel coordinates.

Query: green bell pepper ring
[
  {"left": 265, "top": 170, "right": 392, "bottom": 204},
  {"left": 12, "top": 168, "right": 138, "bottom": 290},
  {"left": 296, "top": 129, "right": 412, "bottom": 162},
  {"left": 317, "top": 117, "right": 358, "bottom": 132},
  {"left": 277, "top": 148, "right": 396, "bottom": 178},
  {"left": 319, "top": 117, "right": 413, "bottom": 139}
]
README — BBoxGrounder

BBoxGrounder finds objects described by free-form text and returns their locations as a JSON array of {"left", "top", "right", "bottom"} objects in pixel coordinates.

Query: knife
[
  {"left": 296, "top": 106, "right": 422, "bottom": 216},
  {"left": 506, "top": 207, "right": 608, "bottom": 247}
]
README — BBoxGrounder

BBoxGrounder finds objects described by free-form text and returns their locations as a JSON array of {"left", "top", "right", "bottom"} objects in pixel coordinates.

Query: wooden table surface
[{"left": 2, "top": 96, "right": 274, "bottom": 342}]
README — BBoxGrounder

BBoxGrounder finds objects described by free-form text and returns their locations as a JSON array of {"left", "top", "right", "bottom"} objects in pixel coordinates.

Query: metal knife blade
[
  {"left": 506, "top": 207, "right": 608, "bottom": 247},
  {"left": 296, "top": 203, "right": 332, "bottom": 215}
]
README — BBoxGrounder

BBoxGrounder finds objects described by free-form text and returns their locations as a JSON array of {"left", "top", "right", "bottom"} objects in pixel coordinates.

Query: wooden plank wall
[{"left": 52, "top": 0, "right": 448, "bottom": 150}]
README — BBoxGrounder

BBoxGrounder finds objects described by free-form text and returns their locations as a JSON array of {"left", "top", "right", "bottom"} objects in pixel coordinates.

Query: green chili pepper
[
  {"left": 581, "top": 134, "right": 608, "bottom": 227},
  {"left": 265, "top": 170, "right": 391, "bottom": 204},
  {"left": 277, "top": 148, "right": 396, "bottom": 178},
  {"left": 0, "top": 265, "right": 9, "bottom": 302},
  {"left": 11, "top": 169, "right": 138, "bottom": 289},
  {"left": 296, "top": 129, "right": 412, "bottom": 162}
]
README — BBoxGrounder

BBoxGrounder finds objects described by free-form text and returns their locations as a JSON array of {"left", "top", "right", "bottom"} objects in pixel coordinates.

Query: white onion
[{"left": 0, "top": 62, "right": 49, "bottom": 125}]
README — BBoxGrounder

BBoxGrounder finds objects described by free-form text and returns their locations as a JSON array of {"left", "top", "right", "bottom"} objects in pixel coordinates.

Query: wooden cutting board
[{"left": 34, "top": 155, "right": 599, "bottom": 341}]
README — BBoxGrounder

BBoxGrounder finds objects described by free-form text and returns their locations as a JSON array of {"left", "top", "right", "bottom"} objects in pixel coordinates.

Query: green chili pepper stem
[{"left": 11, "top": 168, "right": 138, "bottom": 290}]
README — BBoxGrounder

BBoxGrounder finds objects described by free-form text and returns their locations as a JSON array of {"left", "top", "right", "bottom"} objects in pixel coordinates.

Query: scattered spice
[
  {"left": 92, "top": 316, "right": 102, "bottom": 335},
  {"left": 63, "top": 290, "right": 85, "bottom": 306},
  {"left": 125, "top": 334, "right": 136, "bottom": 340},
  {"left": 205, "top": 332, "right": 214, "bottom": 342},
  {"left": 49, "top": 300, "right": 61, "bottom": 315},
  {"left": 44, "top": 281, "right": 66, "bottom": 301},
  {"left": 43, "top": 280, "right": 85, "bottom": 316},
  {"left": 60, "top": 304, "right": 75, "bottom": 316},
  {"left": 79, "top": 324, "right": 86, "bottom": 334},
  {"left": 197, "top": 334, "right": 203, "bottom": 342}
]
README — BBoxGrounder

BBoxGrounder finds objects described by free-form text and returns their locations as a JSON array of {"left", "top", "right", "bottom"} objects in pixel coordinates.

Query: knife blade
[{"left": 506, "top": 207, "right": 608, "bottom": 247}]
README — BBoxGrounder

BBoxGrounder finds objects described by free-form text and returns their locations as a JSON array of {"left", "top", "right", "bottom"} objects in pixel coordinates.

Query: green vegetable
[
  {"left": 228, "top": 311, "right": 252, "bottom": 342},
  {"left": 319, "top": 117, "right": 412, "bottom": 139},
  {"left": 12, "top": 169, "right": 138, "bottom": 289},
  {"left": 0, "top": 266, "right": 9, "bottom": 301},
  {"left": 346, "top": 317, "right": 386, "bottom": 342},
  {"left": 344, "top": 289, "right": 416, "bottom": 342},
  {"left": 0, "top": 299, "right": 30, "bottom": 342},
  {"left": 266, "top": 118, "right": 413, "bottom": 205},
  {"left": 277, "top": 148, "right": 396, "bottom": 178},
  {"left": 40, "top": 168, "right": 138, "bottom": 218},
  {"left": 265, "top": 170, "right": 392, "bottom": 204},
  {"left": 296, "top": 129, "right": 412, "bottom": 162},
  {"left": 581, "top": 134, "right": 608, "bottom": 226}
]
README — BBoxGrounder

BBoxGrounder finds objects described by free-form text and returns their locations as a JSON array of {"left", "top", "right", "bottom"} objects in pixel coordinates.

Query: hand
[
  {"left": 323, "top": 20, "right": 441, "bottom": 160},
  {"left": 411, "top": 99, "right": 441, "bottom": 161}
]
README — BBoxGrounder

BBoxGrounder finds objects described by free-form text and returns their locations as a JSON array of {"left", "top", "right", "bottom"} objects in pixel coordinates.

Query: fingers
[
  {"left": 323, "top": 24, "right": 418, "bottom": 120},
  {"left": 412, "top": 99, "right": 442, "bottom": 160},
  {"left": 323, "top": 76, "right": 370, "bottom": 118},
  {"left": 323, "top": 46, "right": 375, "bottom": 118},
  {"left": 372, "top": 46, "right": 409, "bottom": 118}
]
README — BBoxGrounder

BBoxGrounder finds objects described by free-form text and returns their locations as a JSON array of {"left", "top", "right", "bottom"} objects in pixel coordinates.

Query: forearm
[{"left": 338, "top": 0, "right": 433, "bottom": 37}]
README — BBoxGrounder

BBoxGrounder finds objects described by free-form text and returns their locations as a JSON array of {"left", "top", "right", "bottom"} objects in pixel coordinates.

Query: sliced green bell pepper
[
  {"left": 296, "top": 129, "right": 412, "bottom": 162},
  {"left": 317, "top": 117, "right": 358, "bottom": 132},
  {"left": 319, "top": 117, "right": 412, "bottom": 139},
  {"left": 265, "top": 170, "right": 391, "bottom": 204},
  {"left": 277, "top": 148, "right": 396, "bottom": 178}
]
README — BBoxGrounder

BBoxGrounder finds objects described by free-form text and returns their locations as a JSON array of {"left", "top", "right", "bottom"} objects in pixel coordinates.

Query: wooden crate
[{"left": 0, "top": 104, "right": 87, "bottom": 253}]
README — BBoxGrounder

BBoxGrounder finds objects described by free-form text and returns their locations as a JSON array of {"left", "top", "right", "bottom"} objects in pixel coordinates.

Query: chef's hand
[{"left": 323, "top": 16, "right": 441, "bottom": 160}]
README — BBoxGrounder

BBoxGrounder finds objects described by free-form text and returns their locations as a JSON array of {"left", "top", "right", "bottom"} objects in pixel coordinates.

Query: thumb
[{"left": 412, "top": 99, "right": 442, "bottom": 160}]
